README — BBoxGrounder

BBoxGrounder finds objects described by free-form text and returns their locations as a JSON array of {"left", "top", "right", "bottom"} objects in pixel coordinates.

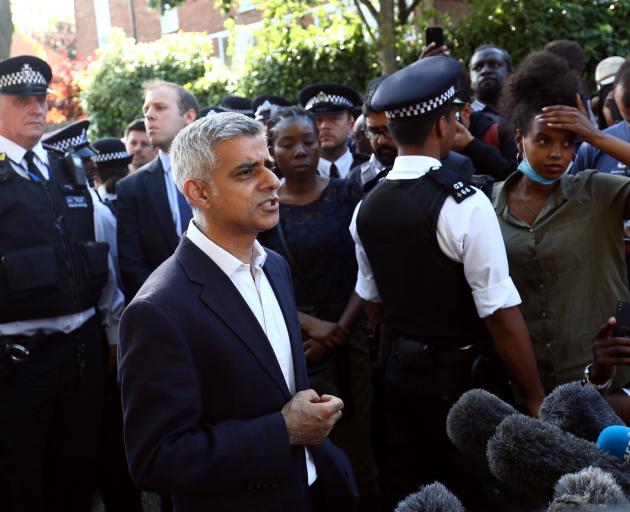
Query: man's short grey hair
[{"left": 170, "top": 112, "right": 263, "bottom": 196}]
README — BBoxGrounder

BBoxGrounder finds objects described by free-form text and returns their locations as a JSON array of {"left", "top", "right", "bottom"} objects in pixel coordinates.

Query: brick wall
[{"left": 73, "top": 0, "right": 262, "bottom": 56}]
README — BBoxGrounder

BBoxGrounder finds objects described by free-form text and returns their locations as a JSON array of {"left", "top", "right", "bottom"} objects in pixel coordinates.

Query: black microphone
[
  {"left": 446, "top": 388, "right": 517, "bottom": 463},
  {"left": 487, "top": 414, "right": 630, "bottom": 503},
  {"left": 547, "top": 466, "right": 630, "bottom": 511},
  {"left": 540, "top": 381, "right": 625, "bottom": 442},
  {"left": 395, "top": 482, "right": 466, "bottom": 512}
]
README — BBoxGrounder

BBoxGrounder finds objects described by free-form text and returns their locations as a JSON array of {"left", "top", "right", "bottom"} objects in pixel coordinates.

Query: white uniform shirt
[
  {"left": 349, "top": 155, "right": 521, "bottom": 318},
  {"left": 186, "top": 221, "right": 317, "bottom": 485},
  {"left": 317, "top": 147, "right": 354, "bottom": 178},
  {"left": 0, "top": 135, "right": 124, "bottom": 344}
]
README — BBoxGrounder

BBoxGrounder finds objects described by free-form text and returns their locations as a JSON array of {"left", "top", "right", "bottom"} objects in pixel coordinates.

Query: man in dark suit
[
  {"left": 116, "top": 80, "right": 198, "bottom": 303},
  {"left": 118, "top": 112, "right": 357, "bottom": 512}
]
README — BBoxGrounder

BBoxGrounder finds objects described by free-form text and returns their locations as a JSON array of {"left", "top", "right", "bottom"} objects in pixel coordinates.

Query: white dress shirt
[
  {"left": 0, "top": 135, "right": 124, "bottom": 345},
  {"left": 159, "top": 150, "right": 186, "bottom": 238},
  {"left": 317, "top": 147, "right": 354, "bottom": 178},
  {"left": 349, "top": 155, "right": 521, "bottom": 318},
  {"left": 186, "top": 221, "right": 317, "bottom": 485}
]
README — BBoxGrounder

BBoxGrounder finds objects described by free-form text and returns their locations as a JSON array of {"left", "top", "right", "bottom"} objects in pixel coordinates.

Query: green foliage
[
  {"left": 79, "top": 29, "right": 232, "bottom": 138},
  {"left": 446, "top": 0, "right": 630, "bottom": 81},
  {"left": 233, "top": 0, "right": 380, "bottom": 100}
]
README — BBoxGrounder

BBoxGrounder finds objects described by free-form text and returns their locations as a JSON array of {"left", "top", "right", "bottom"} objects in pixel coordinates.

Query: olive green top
[{"left": 493, "top": 170, "right": 630, "bottom": 392}]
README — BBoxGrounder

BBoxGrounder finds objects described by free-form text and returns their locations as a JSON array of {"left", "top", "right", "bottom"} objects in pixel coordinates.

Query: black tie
[
  {"left": 329, "top": 163, "right": 340, "bottom": 179},
  {"left": 363, "top": 168, "right": 391, "bottom": 194},
  {"left": 24, "top": 150, "right": 45, "bottom": 181}
]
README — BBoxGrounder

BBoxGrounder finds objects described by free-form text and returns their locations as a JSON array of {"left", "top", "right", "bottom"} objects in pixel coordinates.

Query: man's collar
[
  {"left": 158, "top": 150, "right": 171, "bottom": 173},
  {"left": 186, "top": 220, "right": 267, "bottom": 277},
  {"left": 0, "top": 135, "right": 48, "bottom": 165},
  {"left": 386, "top": 155, "right": 442, "bottom": 181}
]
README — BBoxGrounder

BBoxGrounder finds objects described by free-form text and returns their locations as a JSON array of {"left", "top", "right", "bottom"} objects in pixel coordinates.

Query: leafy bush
[
  {"left": 80, "top": 29, "right": 233, "bottom": 138},
  {"left": 446, "top": 0, "right": 630, "bottom": 83},
  {"left": 233, "top": 0, "right": 380, "bottom": 101}
]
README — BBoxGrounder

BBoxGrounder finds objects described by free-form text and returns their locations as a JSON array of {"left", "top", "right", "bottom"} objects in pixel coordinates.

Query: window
[
  {"left": 160, "top": 6, "right": 179, "bottom": 34},
  {"left": 93, "top": 0, "right": 112, "bottom": 47}
]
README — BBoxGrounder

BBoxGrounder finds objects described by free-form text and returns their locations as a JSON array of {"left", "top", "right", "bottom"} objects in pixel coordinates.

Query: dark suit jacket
[
  {"left": 116, "top": 156, "right": 179, "bottom": 303},
  {"left": 118, "top": 238, "right": 357, "bottom": 512}
]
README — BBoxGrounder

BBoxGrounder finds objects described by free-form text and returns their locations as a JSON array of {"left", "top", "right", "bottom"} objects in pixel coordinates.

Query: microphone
[
  {"left": 446, "top": 388, "right": 517, "bottom": 463},
  {"left": 597, "top": 425, "right": 630, "bottom": 462},
  {"left": 487, "top": 414, "right": 630, "bottom": 502},
  {"left": 547, "top": 466, "right": 629, "bottom": 511},
  {"left": 394, "top": 482, "right": 466, "bottom": 512},
  {"left": 539, "top": 381, "right": 625, "bottom": 442}
]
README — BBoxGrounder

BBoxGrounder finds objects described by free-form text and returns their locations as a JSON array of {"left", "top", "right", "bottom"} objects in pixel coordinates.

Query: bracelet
[{"left": 582, "top": 363, "right": 613, "bottom": 391}]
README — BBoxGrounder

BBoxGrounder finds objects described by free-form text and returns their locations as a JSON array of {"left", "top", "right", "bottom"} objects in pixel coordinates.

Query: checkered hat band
[
  {"left": 385, "top": 86, "right": 456, "bottom": 119},
  {"left": 0, "top": 64, "right": 48, "bottom": 90},
  {"left": 92, "top": 151, "right": 130, "bottom": 163},
  {"left": 221, "top": 107, "right": 254, "bottom": 115},
  {"left": 305, "top": 93, "right": 353, "bottom": 110},
  {"left": 47, "top": 133, "right": 90, "bottom": 153}
]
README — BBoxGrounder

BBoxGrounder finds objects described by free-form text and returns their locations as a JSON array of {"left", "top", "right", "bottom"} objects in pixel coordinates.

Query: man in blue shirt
[{"left": 573, "top": 58, "right": 630, "bottom": 176}]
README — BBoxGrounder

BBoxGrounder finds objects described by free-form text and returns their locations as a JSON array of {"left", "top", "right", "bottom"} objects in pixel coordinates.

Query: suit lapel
[
  {"left": 143, "top": 158, "right": 179, "bottom": 250},
  {"left": 177, "top": 239, "right": 292, "bottom": 399},
  {"left": 263, "top": 256, "right": 309, "bottom": 391}
]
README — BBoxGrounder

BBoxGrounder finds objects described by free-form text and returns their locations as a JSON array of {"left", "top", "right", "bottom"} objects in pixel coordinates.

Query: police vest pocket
[
  {"left": 77, "top": 241, "right": 109, "bottom": 285},
  {"left": 1, "top": 245, "right": 60, "bottom": 291}
]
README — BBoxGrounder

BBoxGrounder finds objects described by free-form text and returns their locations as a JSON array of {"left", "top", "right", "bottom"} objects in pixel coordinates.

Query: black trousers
[
  {"left": 381, "top": 352, "right": 541, "bottom": 512},
  {"left": 0, "top": 315, "right": 106, "bottom": 512}
]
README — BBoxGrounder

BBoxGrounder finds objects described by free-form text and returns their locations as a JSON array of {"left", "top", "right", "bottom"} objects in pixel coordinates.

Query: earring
[{"left": 516, "top": 151, "right": 522, "bottom": 163}]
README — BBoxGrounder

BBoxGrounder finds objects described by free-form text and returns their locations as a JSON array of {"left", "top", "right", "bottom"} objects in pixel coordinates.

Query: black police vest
[
  {"left": 0, "top": 152, "right": 109, "bottom": 322},
  {"left": 356, "top": 167, "right": 489, "bottom": 344}
]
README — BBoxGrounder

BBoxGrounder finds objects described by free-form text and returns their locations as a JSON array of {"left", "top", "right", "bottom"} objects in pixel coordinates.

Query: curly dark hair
[
  {"left": 499, "top": 51, "right": 578, "bottom": 134},
  {"left": 266, "top": 106, "right": 318, "bottom": 150}
]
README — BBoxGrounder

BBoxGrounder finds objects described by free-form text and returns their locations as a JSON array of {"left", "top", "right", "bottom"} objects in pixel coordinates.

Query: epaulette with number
[
  {"left": 427, "top": 166, "right": 476, "bottom": 204},
  {"left": 0, "top": 153, "right": 12, "bottom": 183}
]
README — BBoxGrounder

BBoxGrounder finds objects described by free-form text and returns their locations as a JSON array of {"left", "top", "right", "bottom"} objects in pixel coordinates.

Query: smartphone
[
  {"left": 614, "top": 300, "right": 630, "bottom": 337},
  {"left": 425, "top": 26, "right": 444, "bottom": 48}
]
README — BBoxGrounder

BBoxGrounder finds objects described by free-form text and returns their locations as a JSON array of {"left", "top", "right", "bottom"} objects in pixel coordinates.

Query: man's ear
[
  {"left": 435, "top": 115, "right": 449, "bottom": 139},
  {"left": 183, "top": 179, "right": 210, "bottom": 210},
  {"left": 183, "top": 108, "right": 197, "bottom": 126}
]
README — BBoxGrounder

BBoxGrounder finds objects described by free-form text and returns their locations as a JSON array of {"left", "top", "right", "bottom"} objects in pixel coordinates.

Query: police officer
[
  {"left": 299, "top": 83, "right": 368, "bottom": 178},
  {"left": 0, "top": 55, "right": 123, "bottom": 512},
  {"left": 349, "top": 56, "right": 544, "bottom": 510},
  {"left": 252, "top": 94, "right": 292, "bottom": 125}
]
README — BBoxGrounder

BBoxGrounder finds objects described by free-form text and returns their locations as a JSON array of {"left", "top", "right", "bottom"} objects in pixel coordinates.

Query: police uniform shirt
[
  {"left": 357, "top": 154, "right": 387, "bottom": 185},
  {"left": 349, "top": 155, "right": 521, "bottom": 318},
  {"left": 317, "top": 148, "right": 354, "bottom": 178},
  {"left": 0, "top": 136, "right": 124, "bottom": 345}
]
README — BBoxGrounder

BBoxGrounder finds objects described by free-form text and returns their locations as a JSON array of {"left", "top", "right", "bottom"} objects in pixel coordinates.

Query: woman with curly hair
[{"left": 494, "top": 50, "right": 630, "bottom": 392}]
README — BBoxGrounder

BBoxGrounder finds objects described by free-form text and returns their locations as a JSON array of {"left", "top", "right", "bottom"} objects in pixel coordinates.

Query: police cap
[
  {"left": 42, "top": 120, "right": 96, "bottom": 158},
  {"left": 199, "top": 106, "right": 226, "bottom": 117},
  {"left": 218, "top": 96, "right": 254, "bottom": 117},
  {"left": 252, "top": 95, "right": 292, "bottom": 121},
  {"left": 299, "top": 83, "right": 360, "bottom": 115},
  {"left": 91, "top": 137, "right": 132, "bottom": 168},
  {"left": 0, "top": 55, "right": 52, "bottom": 96},
  {"left": 372, "top": 56, "right": 460, "bottom": 119}
]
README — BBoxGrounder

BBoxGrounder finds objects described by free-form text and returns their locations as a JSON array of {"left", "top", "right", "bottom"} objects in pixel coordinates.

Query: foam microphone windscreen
[
  {"left": 487, "top": 414, "right": 630, "bottom": 503},
  {"left": 540, "top": 381, "right": 625, "bottom": 442},
  {"left": 597, "top": 425, "right": 630, "bottom": 462},
  {"left": 547, "top": 466, "right": 629, "bottom": 511},
  {"left": 395, "top": 482, "right": 466, "bottom": 512},
  {"left": 446, "top": 388, "right": 517, "bottom": 462}
]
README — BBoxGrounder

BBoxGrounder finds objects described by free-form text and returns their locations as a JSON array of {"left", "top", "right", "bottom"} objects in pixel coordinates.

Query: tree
[
  {"left": 147, "top": 0, "right": 437, "bottom": 74},
  {"left": 0, "top": 0, "right": 13, "bottom": 60}
]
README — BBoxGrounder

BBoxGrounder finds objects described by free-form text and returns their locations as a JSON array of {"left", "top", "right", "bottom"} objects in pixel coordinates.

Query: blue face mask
[{"left": 517, "top": 144, "right": 572, "bottom": 186}]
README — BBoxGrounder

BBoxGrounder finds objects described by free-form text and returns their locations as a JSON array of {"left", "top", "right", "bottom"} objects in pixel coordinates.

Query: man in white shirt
[
  {"left": 351, "top": 56, "right": 544, "bottom": 510},
  {"left": 0, "top": 55, "right": 124, "bottom": 511},
  {"left": 118, "top": 112, "right": 357, "bottom": 512}
]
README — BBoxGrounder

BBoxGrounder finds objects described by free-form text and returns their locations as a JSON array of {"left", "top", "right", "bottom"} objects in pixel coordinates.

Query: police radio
[{"left": 63, "top": 151, "right": 89, "bottom": 187}]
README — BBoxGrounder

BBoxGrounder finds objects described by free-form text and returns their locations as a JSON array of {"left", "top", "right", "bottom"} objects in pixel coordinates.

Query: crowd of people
[{"left": 2, "top": 34, "right": 630, "bottom": 512}]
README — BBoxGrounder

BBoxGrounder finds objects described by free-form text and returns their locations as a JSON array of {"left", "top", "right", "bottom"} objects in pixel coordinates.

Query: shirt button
[
  {"left": 529, "top": 229, "right": 534, "bottom": 233},
  {"left": 533, "top": 255, "right": 538, "bottom": 261},
  {"left": 546, "top": 342, "right": 552, "bottom": 348},
  {"left": 539, "top": 283, "right": 545, "bottom": 289},
  {"left": 542, "top": 312, "right": 548, "bottom": 318}
]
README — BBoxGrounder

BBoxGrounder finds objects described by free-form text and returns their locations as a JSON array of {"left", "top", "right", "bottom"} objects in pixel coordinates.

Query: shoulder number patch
[{"left": 451, "top": 180, "right": 476, "bottom": 203}]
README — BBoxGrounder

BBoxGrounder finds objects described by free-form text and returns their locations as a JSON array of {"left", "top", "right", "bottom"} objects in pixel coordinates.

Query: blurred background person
[{"left": 124, "top": 118, "right": 157, "bottom": 172}]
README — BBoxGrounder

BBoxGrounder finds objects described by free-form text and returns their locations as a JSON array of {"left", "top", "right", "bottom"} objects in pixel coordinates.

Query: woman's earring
[{"left": 516, "top": 151, "right": 522, "bottom": 163}]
